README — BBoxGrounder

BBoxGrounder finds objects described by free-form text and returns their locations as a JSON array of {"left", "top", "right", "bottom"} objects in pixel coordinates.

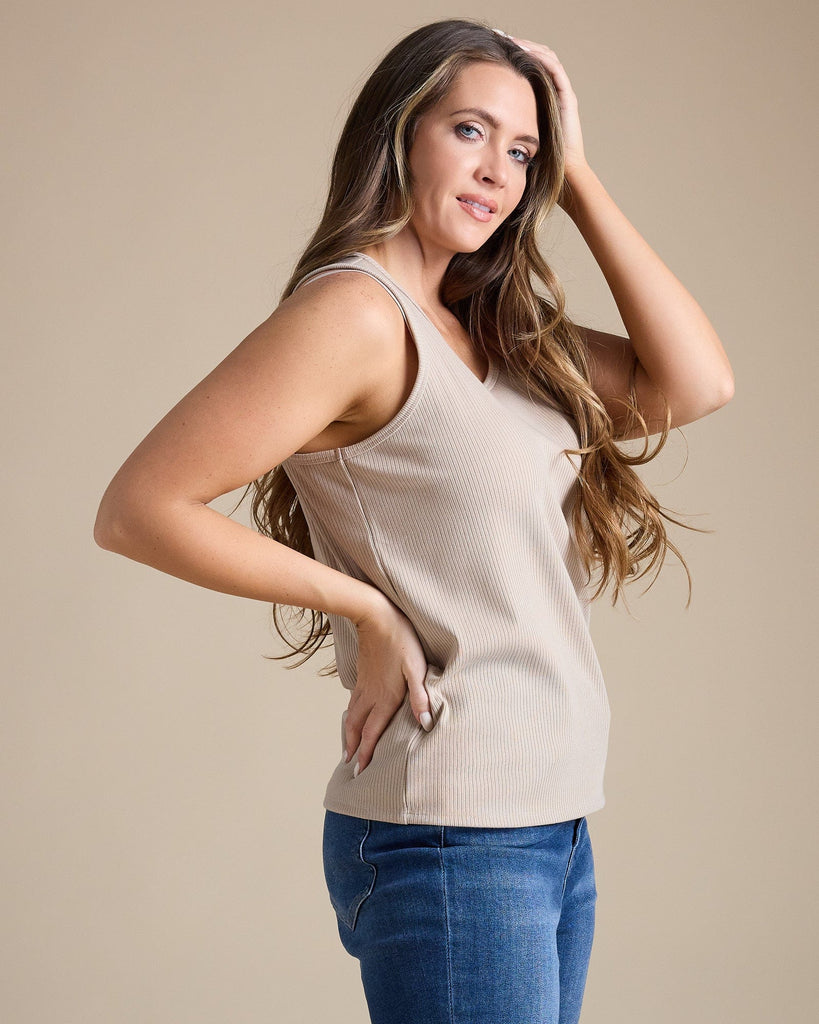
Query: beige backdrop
[{"left": 3, "top": 1, "right": 817, "bottom": 1021}]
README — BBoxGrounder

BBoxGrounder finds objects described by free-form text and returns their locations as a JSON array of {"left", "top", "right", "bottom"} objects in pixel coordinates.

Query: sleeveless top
[{"left": 281, "top": 251, "right": 611, "bottom": 827}]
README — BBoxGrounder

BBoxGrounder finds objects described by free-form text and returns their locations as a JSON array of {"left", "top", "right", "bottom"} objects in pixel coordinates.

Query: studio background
[{"left": 3, "top": 1, "right": 816, "bottom": 1022}]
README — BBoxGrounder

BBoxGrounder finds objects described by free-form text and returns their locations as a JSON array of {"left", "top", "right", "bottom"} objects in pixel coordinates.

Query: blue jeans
[{"left": 322, "top": 809, "right": 598, "bottom": 1024}]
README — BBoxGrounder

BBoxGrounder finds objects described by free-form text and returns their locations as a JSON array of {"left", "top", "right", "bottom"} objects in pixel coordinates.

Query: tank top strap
[
  {"left": 291, "top": 251, "right": 498, "bottom": 390},
  {"left": 292, "top": 252, "right": 416, "bottom": 332}
]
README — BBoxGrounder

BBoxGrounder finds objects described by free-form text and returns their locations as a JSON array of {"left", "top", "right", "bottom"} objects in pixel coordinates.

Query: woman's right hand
[{"left": 346, "top": 595, "right": 434, "bottom": 776}]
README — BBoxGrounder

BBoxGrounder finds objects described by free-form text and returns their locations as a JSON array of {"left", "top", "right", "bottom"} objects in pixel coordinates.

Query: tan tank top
[{"left": 281, "top": 251, "right": 610, "bottom": 827}]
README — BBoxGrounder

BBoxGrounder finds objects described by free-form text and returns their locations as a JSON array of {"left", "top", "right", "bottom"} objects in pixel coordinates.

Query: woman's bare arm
[
  {"left": 562, "top": 165, "right": 735, "bottom": 439},
  {"left": 93, "top": 271, "right": 392, "bottom": 624},
  {"left": 94, "top": 270, "right": 435, "bottom": 771}
]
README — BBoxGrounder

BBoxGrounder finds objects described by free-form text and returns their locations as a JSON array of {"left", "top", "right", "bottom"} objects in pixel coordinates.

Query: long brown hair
[{"left": 234, "top": 17, "right": 708, "bottom": 671}]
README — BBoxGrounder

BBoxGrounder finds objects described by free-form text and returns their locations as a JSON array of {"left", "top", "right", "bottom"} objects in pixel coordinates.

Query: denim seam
[
  {"left": 438, "top": 830, "right": 455, "bottom": 1024},
  {"left": 561, "top": 818, "right": 583, "bottom": 900},
  {"left": 350, "top": 818, "right": 377, "bottom": 930}
]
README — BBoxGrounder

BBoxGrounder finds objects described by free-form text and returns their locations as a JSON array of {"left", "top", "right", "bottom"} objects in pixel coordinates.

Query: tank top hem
[{"left": 321, "top": 791, "right": 607, "bottom": 829}]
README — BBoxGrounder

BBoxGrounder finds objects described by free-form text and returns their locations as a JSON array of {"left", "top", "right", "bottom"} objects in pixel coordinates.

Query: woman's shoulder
[
  {"left": 281, "top": 263, "right": 407, "bottom": 357},
  {"left": 268, "top": 264, "right": 417, "bottom": 455}
]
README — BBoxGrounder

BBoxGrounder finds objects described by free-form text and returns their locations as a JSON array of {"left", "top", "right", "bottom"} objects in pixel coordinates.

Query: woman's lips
[{"left": 456, "top": 197, "right": 494, "bottom": 222}]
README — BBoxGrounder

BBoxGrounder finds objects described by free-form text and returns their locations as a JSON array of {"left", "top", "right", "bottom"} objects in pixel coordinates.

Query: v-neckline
[{"left": 352, "top": 251, "right": 498, "bottom": 390}]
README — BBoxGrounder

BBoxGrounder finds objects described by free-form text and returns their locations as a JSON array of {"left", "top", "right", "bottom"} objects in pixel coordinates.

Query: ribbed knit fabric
[{"left": 281, "top": 251, "right": 611, "bottom": 827}]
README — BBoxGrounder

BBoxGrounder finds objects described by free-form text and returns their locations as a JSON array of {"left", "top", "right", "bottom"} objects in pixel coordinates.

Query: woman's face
[{"left": 407, "top": 61, "right": 540, "bottom": 257}]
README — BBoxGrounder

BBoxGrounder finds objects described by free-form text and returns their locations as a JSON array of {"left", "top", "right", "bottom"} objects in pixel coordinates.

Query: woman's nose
[{"left": 477, "top": 149, "right": 509, "bottom": 187}]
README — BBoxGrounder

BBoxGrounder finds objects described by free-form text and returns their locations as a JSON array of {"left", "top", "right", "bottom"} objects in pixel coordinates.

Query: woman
[{"left": 94, "top": 17, "right": 734, "bottom": 1024}]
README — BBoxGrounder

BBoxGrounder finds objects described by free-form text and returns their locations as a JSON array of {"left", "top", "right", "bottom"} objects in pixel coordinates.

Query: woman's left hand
[{"left": 494, "top": 30, "right": 589, "bottom": 181}]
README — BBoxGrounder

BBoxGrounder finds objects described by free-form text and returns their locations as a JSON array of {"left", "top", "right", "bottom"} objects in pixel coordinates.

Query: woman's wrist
[
  {"left": 558, "top": 161, "right": 597, "bottom": 219},
  {"left": 348, "top": 580, "right": 394, "bottom": 630}
]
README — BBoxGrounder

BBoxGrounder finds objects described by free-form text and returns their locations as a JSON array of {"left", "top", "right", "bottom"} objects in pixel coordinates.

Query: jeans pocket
[{"left": 322, "top": 810, "right": 377, "bottom": 931}]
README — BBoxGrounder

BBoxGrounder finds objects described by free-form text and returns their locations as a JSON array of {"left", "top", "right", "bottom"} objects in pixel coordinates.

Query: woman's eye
[{"left": 455, "top": 124, "right": 532, "bottom": 165}]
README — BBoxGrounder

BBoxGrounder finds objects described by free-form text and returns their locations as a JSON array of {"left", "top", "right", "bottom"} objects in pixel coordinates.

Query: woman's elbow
[
  {"left": 93, "top": 482, "right": 141, "bottom": 552},
  {"left": 93, "top": 508, "right": 125, "bottom": 551},
  {"left": 94, "top": 498, "right": 125, "bottom": 551},
  {"left": 698, "top": 369, "right": 735, "bottom": 416},
  {"left": 693, "top": 373, "right": 734, "bottom": 424},
  {"left": 717, "top": 370, "right": 735, "bottom": 407}
]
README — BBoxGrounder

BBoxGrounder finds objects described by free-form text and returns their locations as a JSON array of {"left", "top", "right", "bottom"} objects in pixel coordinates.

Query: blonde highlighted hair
[{"left": 234, "top": 17, "right": 707, "bottom": 670}]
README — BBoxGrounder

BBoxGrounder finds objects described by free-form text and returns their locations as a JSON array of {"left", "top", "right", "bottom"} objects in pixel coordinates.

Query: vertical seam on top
[{"left": 338, "top": 455, "right": 403, "bottom": 606}]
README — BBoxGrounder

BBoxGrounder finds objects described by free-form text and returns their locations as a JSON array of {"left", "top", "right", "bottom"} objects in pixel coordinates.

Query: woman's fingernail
[
  {"left": 343, "top": 748, "right": 350, "bottom": 763},
  {"left": 353, "top": 760, "right": 361, "bottom": 778},
  {"left": 420, "top": 711, "right": 433, "bottom": 731}
]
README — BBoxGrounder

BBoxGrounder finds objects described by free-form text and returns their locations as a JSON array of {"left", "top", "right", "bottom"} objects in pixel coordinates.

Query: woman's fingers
[
  {"left": 347, "top": 601, "right": 438, "bottom": 774},
  {"left": 347, "top": 699, "right": 399, "bottom": 774},
  {"left": 408, "top": 673, "right": 434, "bottom": 733},
  {"left": 344, "top": 670, "right": 436, "bottom": 775},
  {"left": 344, "top": 693, "right": 386, "bottom": 771}
]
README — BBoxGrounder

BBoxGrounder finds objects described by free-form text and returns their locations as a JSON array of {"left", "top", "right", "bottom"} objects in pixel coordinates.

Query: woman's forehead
[{"left": 435, "top": 65, "right": 539, "bottom": 137}]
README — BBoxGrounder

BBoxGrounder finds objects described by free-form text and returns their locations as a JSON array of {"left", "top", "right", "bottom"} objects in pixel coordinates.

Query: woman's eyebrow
[{"left": 448, "top": 107, "right": 539, "bottom": 149}]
